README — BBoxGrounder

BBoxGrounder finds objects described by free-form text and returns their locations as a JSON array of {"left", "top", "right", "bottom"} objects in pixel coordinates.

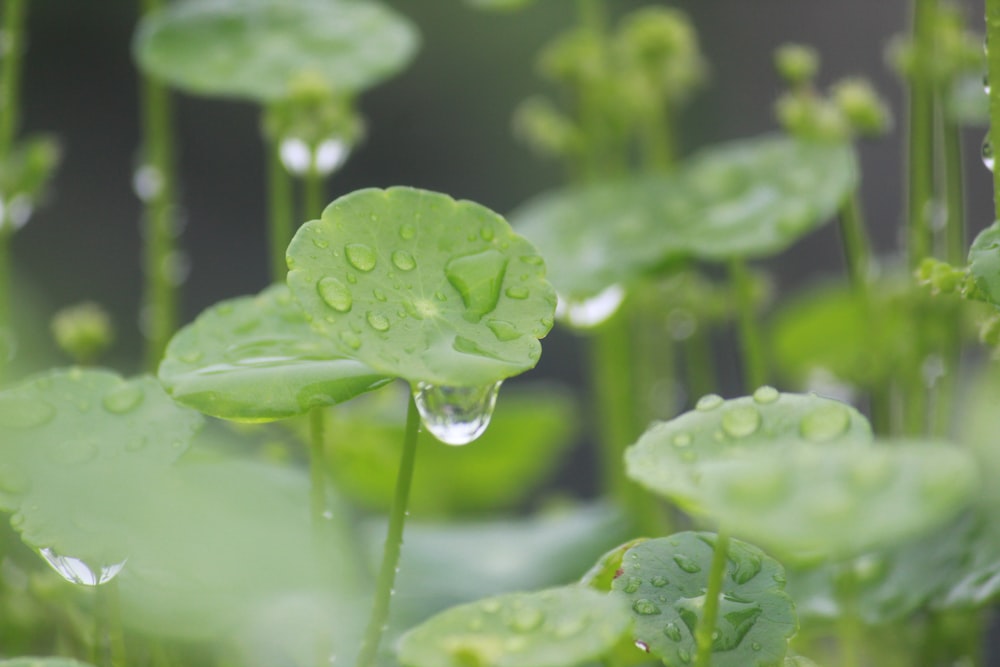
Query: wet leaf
[
  {"left": 580, "top": 538, "right": 649, "bottom": 592},
  {"left": 287, "top": 187, "right": 556, "bottom": 387},
  {"left": 968, "top": 220, "right": 1000, "bottom": 308},
  {"left": 134, "top": 0, "right": 419, "bottom": 102},
  {"left": 0, "top": 660, "right": 97, "bottom": 667},
  {"left": 159, "top": 284, "right": 391, "bottom": 422},
  {"left": 397, "top": 586, "right": 631, "bottom": 667},
  {"left": 0, "top": 369, "right": 202, "bottom": 567},
  {"left": 624, "top": 390, "right": 872, "bottom": 513},
  {"left": 610, "top": 532, "right": 796, "bottom": 667}
]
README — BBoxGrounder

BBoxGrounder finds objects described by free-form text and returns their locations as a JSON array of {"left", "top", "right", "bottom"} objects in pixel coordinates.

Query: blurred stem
[
  {"left": 942, "top": 118, "right": 966, "bottom": 265},
  {"left": 266, "top": 134, "right": 294, "bottom": 282},
  {"left": 729, "top": 259, "right": 767, "bottom": 390},
  {"left": 838, "top": 190, "right": 872, "bottom": 292},
  {"left": 907, "top": 0, "right": 937, "bottom": 269},
  {"left": 308, "top": 407, "right": 328, "bottom": 529},
  {"left": 577, "top": 0, "right": 606, "bottom": 34},
  {"left": 356, "top": 394, "right": 420, "bottom": 667},
  {"left": 684, "top": 330, "right": 716, "bottom": 401},
  {"left": 989, "top": 0, "right": 1000, "bottom": 217},
  {"left": 639, "top": 100, "right": 674, "bottom": 172},
  {"left": 837, "top": 567, "right": 862, "bottom": 667},
  {"left": 304, "top": 166, "right": 324, "bottom": 220},
  {"left": 694, "top": 530, "right": 729, "bottom": 667},
  {"left": 94, "top": 580, "right": 127, "bottom": 667},
  {"left": 139, "top": 0, "right": 179, "bottom": 371}
]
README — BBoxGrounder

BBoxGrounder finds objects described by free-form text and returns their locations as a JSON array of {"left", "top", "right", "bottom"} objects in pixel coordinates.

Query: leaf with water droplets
[
  {"left": 624, "top": 391, "right": 871, "bottom": 513},
  {"left": 579, "top": 538, "right": 649, "bottom": 591},
  {"left": 0, "top": 369, "right": 202, "bottom": 571},
  {"left": 397, "top": 586, "right": 631, "bottom": 667},
  {"left": 159, "top": 284, "right": 390, "bottom": 422},
  {"left": 610, "top": 532, "right": 796, "bottom": 667},
  {"left": 134, "top": 0, "right": 419, "bottom": 101},
  {"left": 287, "top": 187, "right": 556, "bottom": 387},
  {"left": 968, "top": 221, "right": 1000, "bottom": 309}
]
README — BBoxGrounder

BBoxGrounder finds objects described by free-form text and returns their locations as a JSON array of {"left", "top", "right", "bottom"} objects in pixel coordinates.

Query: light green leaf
[
  {"left": 968, "top": 220, "right": 1000, "bottom": 308},
  {"left": 0, "top": 369, "right": 202, "bottom": 567},
  {"left": 159, "top": 284, "right": 390, "bottom": 422},
  {"left": 610, "top": 533, "right": 796, "bottom": 667},
  {"left": 580, "top": 538, "right": 649, "bottom": 591},
  {"left": 287, "top": 187, "right": 556, "bottom": 387},
  {"left": 0, "top": 660, "right": 97, "bottom": 667},
  {"left": 134, "top": 0, "right": 419, "bottom": 102},
  {"left": 624, "top": 390, "right": 872, "bottom": 513},
  {"left": 397, "top": 586, "right": 632, "bottom": 667}
]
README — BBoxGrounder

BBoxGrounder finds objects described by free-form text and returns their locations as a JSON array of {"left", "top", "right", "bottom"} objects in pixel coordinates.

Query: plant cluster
[{"left": 1, "top": 1, "right": 1000, "bottom": 667}]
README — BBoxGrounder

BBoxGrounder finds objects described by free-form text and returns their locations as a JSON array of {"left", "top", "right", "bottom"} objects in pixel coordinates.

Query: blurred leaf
[
  {"left": 610, "top": 533, "right": 796, "bottom": 667},
  {"left": 968, "top": 220, "right": 1000, "bottom": 308},
  {"left": 159, "top": 284, "right": 390, "bottom": 422},
  {"left": 464, "top": 0, "right": 535, "bottom": 11},
  {"left": 946, "top": 73, "right": 989, "bottom": 124},
  {"left": 287, "top": 187, "right": 556, "bottom": 387},
  {"left": 397, "top": 586, "right": 631, "bottom": 667},
  {"left": 0, "top": 135, "right": 61, "bottom": 233},
  {"left": 580, "top": 538, "right": 649, "bottom": 591},
  {"left": 134, "top": 0, "right": 419, "bottom": 102},
  {"left": 0, "top": 660, "right": 96, "bottom": 667}
]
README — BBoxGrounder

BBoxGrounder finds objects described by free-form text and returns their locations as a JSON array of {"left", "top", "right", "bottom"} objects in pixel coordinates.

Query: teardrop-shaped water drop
[
  {"left": 317, "top": 277, "right": 353, "bottom": 313},
  {"left": 554, "top": 284, "right": 625, "bottom": 329},
  {"left": 985, "top": 73, "right": 991, "bottom": 96},
  {"left": 345, "top": 244, "right": 377, "bottom": 272},
  {"left": 445, "top": 250, "right": 508, "bottom": 321},
  {"left": 392, "top": 250, "right": 416, "bottom": 272},
  {"left": 663, "top": 622, "right": 683, "bottom": 641},
  {"left": 413, "top": 381, "right": 502, "bottom": 445},
  {"left": 983, "top": 133, "right": 995, "bottom": 172},
  {"left": 673, "top": 554, "right": 702, "bottom": 574},
  {"left": 102, "top": 384, "right": 144, "bottom": 414},
  {"left": 39, "top": 548, "right": 126, "bottom": 587}
]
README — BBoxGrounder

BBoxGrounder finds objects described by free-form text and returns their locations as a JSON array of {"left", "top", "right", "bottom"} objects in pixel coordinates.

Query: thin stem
[
  {"left": 907, "top": 0, "right": 937, "bottom": 268},
  {"left": 838, "top": 191, "right": 872, "bottom": 291},
  {"left": 356, "top": 393, "right": 421, "bottom": 667},
  {"left": 694, "top": 530, "right": 730, "bottom": 667},
  {"left": 304, "top": 166, "right": 324, "bottom": 220},
  {"left": 988, "top": 0, "right": 1000, "bottom": 217},
  {"left": 266, "top": 134, "right": 294, "bottom": 282},
  {"left": 942, "top": 118, "right": 966, "bottom": 265},
  {"left": 639, "top": 99, "right": 674, "bottom": 173},
  {"left": 837, "top": 565, "right": 862, "bottom": 667},
  {"left": 308, "top": 407, "right": 328, "bottom": 528},
  {"left": 728, "top": 259, "right": 767, "bottom": 390},
  {"left": 104, "top": 580, "right": 127, "bottom": 667},
  {"left": 139, "top": 0, "right": 179, "bottom": 371}
]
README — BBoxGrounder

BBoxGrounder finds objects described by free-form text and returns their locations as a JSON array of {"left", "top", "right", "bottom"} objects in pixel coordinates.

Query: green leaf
[
  {"left": 624, "top": 389, "right": 872, "bottom": 513},
  {"left": 134, "top": 0, "right": 419, "bottom": 102},
  {"left": 159, "top": 284, "right": 391, "bottom": 422},
  {"left": 314, "top": 382, "right": 576, "bottom": 516},
  {"left": 610, "top": 533, "right": 796, "bottom": 667},
  {"left": 0, "top": 660, "right": 97, "bottom": 667},
  {"left": 697, "top": 441, "right": 978, "bottom": 562},
  {"left": 946, "top": 73, "right": 989, "bottom": 125},
  {"left": 0, "top": 369, "right": 202, "bottom": 567},
  {"left": 287, "top": 187, "right": 556, "bottom": 387},
  {"left": 968, "top": 220, "right": 1000, "bottom": 308},
  {"left": 397, "top": 586, "right": 632, "bottom": 667},
  {"left": 464, "top": 0, "right": 535, "bottom": 10},
  {"left": 580, "top": 538, "right": 649, "bottom": 591}
]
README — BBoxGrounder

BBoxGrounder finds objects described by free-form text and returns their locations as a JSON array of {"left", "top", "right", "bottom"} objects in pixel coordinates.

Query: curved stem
[
  {"left": 694, "top": 530, "right": 729, "bottom": 667},
  {"left": 266, "top": 133, "right": 294, "bottom": 282},
  {"left": 729, "top": 259, "right": 767, "bottom": 391},
  {"left": 356, "top": 393, "right": 421, "bottom": 667}
]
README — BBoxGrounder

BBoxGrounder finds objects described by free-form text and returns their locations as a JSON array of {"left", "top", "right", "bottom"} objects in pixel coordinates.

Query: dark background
[{"left": 9, "top": 0, "right": 993, "bottom": 379}]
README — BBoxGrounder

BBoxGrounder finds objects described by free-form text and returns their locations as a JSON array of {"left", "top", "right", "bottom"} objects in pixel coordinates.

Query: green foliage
[
  {"left": 0, "top": 660, "right": 96, "bottom": 667},
  {"left": 0, "top": 135, "right": 60, "bottom": 233},
  {"left": 968, "top": 220, "right": 1000, "bottom": 308}
]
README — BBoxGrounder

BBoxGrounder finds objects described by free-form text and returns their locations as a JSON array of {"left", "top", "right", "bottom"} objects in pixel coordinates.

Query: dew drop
[
  {"left": 634, "top": 640, "right": 650, "bottom": 653},
  {"left": 623, "top": 576, "right": 642, "bottom": 593},
  {"left": 366, "top": 311, "right": 390, "bottom": 332},
  {"left": 984, "top": 133, "right": 996, "bottom": 172},
  {"left": 672, "top": 432, "right": 692, "bottom": 448},
  {"left": 799, "top": 404, "right": 850, "bottom": 442},
  {"left": 721, "top": 405, "right": 761, "bottom": 438},
  {"left": 373, "top": 289, "right": 387, "bottom": 302},
  {"left": 339, "top": 331, "right": 362, "bottom": 350},
  {"left": 751, "top": 642, "right": 761, "bottom": 651},
  {"left": 554, "top": 616, "right": 586, "bottom": 638},
  {"left": 132, "top": 164, "right": 163, "bottom": 202},
  {"left": 651, "top": 575, "right": 668, "bottom": 587},
  {"left": 480, "top": 226, "right": 495, "bottom": 241},
  {"left": 413, "top": 381, "right": 502, "bottom": 446},
  {"left": 399, "top": 223, "right": 416, "bottom": 240},
  {"left": 445, "top": 250, "right": 508, "bottom": 320},
  {"left": 392, "top": 250, "right": 416, "bottom": 272},
  {"left": 509, "top": 607, "right": 544, "bottom": 632},
  {"left": 632, "top": 599, "right": 662, "bottom": 615},
  {"left": 555, "top": 284, "right": 625, "bottom": 329},
  {"left": 752, "top": 385, "right": 779, "bottom": 404},
  {"left": 101, "top": 384, "right": 144, "bottom": 415},
  {"left": 505, "top": 286, "right": 529, "bottom": 300},
  {"left": 317, "top": 277, "right": 352, "bottom": 313},
  {"left": 312, "top": 237, "right": 329, "bottom": 250},
  {"left": 487, "top": 319, "right": 520, "bottom": 342},
  {"left": 696, "top": 394, "right": 724, "bottom": 411},
  {"left": 0, "top": 398, "right": 56, "bottom": 429},
  {"left": 39, "top": 548, "right": 126, "bottom": 587},
  {"left": 673, "top": 554, "right": 702, "bottom": 574},
  {"left": 663, "top": 622, "right": 683, "bottom": 641},
  {"left": 345, "top": 244, "right": 377, "bottom": 272},
  {"left": 679, "top": 649, "right": 692, "bottom": 663}
]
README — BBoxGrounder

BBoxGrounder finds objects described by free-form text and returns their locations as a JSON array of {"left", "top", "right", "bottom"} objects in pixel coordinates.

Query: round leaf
[
  {"left": 134, "top": 0, "right": 419, "bottom": 102},
  {"left": 159, "top": 284, "right": 391, "bottom": 422},
  {"left": 968, "top": 220, "right": 1000, "bottom": 308},
  {"left": 397, "top": 586, "right": 631, "bottom": 667},
  {"left": 0, "top": 369, "right": 202, "bottom": 566},
  {"left": 610, "top": 532, "right": 796, "bottom": 667},
  {"left": 624, "top": 390, "right": 872, "bottom": 512},
  {"left": 287, "top": 187, "right": 556, "bottom": 387}
]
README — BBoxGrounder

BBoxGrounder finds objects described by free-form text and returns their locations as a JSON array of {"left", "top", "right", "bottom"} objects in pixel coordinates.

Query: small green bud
[
  {"left": 831, "top": 78, "right": 892, "bottom": 137},
  {"left": 538, "top": 28, "right": 604, "bottom": 88},
  {"left": 614, "top": 7, "right": 707, "bottom": 103},
  {"left": 512, "top": 96, "right": 580, "bottom": 159},
  {"left": 916, "top": 258, "right": 966, "bottom": 295},
  {"left": 775, "top": 93, "right": 849, "bottom": 142},
  {"left": 774, "top": 44, "right": 820, "bottom": 86},
  {"left": 51, "top": 301, "right": 114, "bottom": 365}
]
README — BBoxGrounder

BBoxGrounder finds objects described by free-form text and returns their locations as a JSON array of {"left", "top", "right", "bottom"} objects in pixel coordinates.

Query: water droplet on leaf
[
  {"left": 101, "top": 384, "right": 144, "bottom": 414},
  {"left": 445, "top": 249, "right": 508, "bottom": 320},
  {"left": 673, "top": 554, "right": 702, "bottom": 573},
  {"left": 392, "top": 250, "right": 416, "bottom": 272},
  {"left": 696, "top": 394, "right": 723, "bottom": 411},
  {"left": 413, "top": 381, "right": 502, "bottom": 445},
  {"left": 752, "top": 385, "right": 779, "bottom": 404},
  {"left": 651, "top": 575, "right": 668, "bottom": 587},
  {"left": 634, "top": 640, "right": 650, "bottom": 652},
  {"left": 366, "top": 311, "right": 390, "bottom": 332},
  {"left": 509, "top": 607, "right": 544, "bottom": 632},
  {"left": 663, "top": 622, "right": 682, "bottom": 641},
  {"left": 799, "top": 404, "right": 850, "bottom": 441},
  {"left": 623, "top": 576, "right": 642, "bottom": 593},
  {"left": 722, "top": 405, "right": 761, "bottom": 438},
  {"left": 317, "top": 277, "right": 352, "bottom": 312},
  {"left": 345, "top": 244, "right": 377, "bottom": 272},
  {"left": 487, "top": 319, "right": 520, "bottom": 342},
  {"left": 505, "top": 286, "right": 529, "bottom": 300},
  {"left": 632, "top": 599, "right": 662, "bottom": 615}
]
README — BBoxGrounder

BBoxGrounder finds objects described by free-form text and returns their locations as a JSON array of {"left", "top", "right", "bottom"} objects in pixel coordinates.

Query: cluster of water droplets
[
  {"left": 413, "top": 381, "right": 502, "bottom": 446},
  {"left": 39, "top": 548, "right": 126, "bottom": 587},
  {"left": 280, "top": 137, "right": 351, "bottom": 177}
]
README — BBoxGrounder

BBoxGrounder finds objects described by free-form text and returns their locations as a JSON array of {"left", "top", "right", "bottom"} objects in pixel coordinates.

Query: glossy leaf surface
[
  {"left": 287, "top": 187, "right": 556, "bottom": 386},
  {"left": 159, "top": 284, "right": 390, "bottom": 422},
  {"left": 968, "top": 220, "right": 1000, "bottom": 308},
  {"left": 134, "top": 0, "right": 419, "bottom": 101},
  {"left": 611, "top": 533, "right": 796, "bottom": 667},
  {"left": 397, "top": 586, "right": 631, "bottom": 667},
  {"left": 624, "top": 390, "right": 872, "bottom": 512},
  {"left": 0, "top": 369, "right": 202, "bottom": 566}
]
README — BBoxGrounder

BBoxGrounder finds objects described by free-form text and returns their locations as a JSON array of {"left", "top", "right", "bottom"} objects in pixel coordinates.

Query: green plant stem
[
  {"left": 838, "top": 191, "right": 872, "bottom": 291},
  {"left": 139, "top": 0, "right": 178, "bottom": 371},
  {"left": 304, "top": 167, "right": 324, "bottom": 220},
  {"left": 683, "top": 331, "right": 716, "bottom": 401},
  {"left": 907, "top": 0, "right": 937, "bottom": 269},
  {"left": 639, "top": 99, "right": 674, "bottom": 173},
  {"left": 728, "top": 259, "right": 767, "bottom": 390},
  {"left": 356, "top": 393, "right": 421, "bottom": 667},
  {"left": 837, "top": 567, "right": 862, "bottom": 667},
  {"left": 942, "top": 118, "right": 966, "bottom": 265},
  {"left": 308, "top": 407, "right": 328, "bottom": 528},
  {"left": 988, "top": 0, "right": 1000, "bottom": 217},
  {"left": 93, "top": 581, "right": 127, "bottom": 667},
  {"left": 266, "top": 135, "right": 294, "bottom": 281},
  {"left": 694, "top": 530, "right": 729, "bottom": 667}
]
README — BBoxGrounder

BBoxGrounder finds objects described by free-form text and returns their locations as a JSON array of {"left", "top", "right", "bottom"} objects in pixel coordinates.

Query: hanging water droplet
[
  {"left": 39, "top": 548, "right": 126, "bottom": 587},
  {"left": 0, "top": 398, "right": 56, "bottom": 429},
  {"left": 445, "top": 250, "right": 508, "bottom": 321},
  {"left": 366, "top": 311, "right": 390, "bottom": 332},
  {"left": 132, "top": 164, "right": 163, "bottom": 202},
  {"left": 413, "top": 381, "right": 502, "bottom": 445},
  {"left": 983, "top": 133, "right": 995, "bottom": 172},
  {"left": 391, "top": 250, "right": 416, "bottom": 272},
  {"left": 663, "top": 622, "right": 683, "bottom": 641},
  {"left": 555, "top": 284, "right": 626, "bottom": 329},
  {"left": 985, "top": 72, "right": 991, "bottom": 96},
  {"left": 799, "top": 404, "right": 850, "bottom": 442},
  {"left": 317, "top": 277, "right": 352, "bottom": 313},
  {"left": 721, "top": 405, "right": 761, "bottom": 438},
  {"left": 696, "top": 394, "right": 724, "bottom": 411},
  {"left": 345, "top": 244, "right": 377, "bottom": 272},
  {"left": 509, "top": 607, "right": 545, "bottom": 632},
  {"left": 752, "top": 385, "right": 779, "bottom": 404},
  {"left": 314, "top": 137, "right": 350, "bottom": 175},
  {"left": 632, "top": 599, "right": 662, "bottom": 615},
  {"left": 279, "top": 137, "right": 312, "bottom": 176},
  {"left": 101, "top": 384, "right": 144, "bottom": 414}
]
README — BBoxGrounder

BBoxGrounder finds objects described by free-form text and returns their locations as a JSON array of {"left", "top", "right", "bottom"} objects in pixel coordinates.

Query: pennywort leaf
[{"left": 968, "top": 220, "right": 1000, "bottom": 308}]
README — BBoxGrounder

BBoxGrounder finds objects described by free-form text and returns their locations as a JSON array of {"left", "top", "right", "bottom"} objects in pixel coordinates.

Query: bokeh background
[{"left": 9, "top": 0, "right": 993, "bottom": 386}]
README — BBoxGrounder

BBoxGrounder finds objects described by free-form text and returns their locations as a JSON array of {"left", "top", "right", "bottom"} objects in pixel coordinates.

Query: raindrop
[
  {"left": 132, "top": 164, "right": 163, "bottom": 202},
  {"left": 366, "top": 311, "right": 390, "bottom": 332},
  {"left": 651, "top": 575, "right": 668, "bottom": 587},
  {"left": 799, "top": 404, "right": 850, "bottom": 442},
  {"left": 399, "top": 223, "right": 416, "bottom": 240},
  {"left": 729, "top": 550, "right": 763, "bottom": 585},
  {"left": 663, "top": 622, "right": 682, "bottom": 641},
  {"left": 634, "top": 640, "right": 650, "bottom": 652},
  {"left": 0, "top": 398, "right": 56, "bottom": 429},
  {"left": 312, "top": 238, "right": 329, "bottom": 249},
  {"left": 632, "top": 599, "right": 662, "bottom": 615},
  {"left": 673, "top": 554, "right": 702, "bottom": 574},
  {"left": 279, "top": 137, "right": 312, "bottom": 175},
  {"left": 983, "top": 133, "right": 995, "bottom": 172},
  {"left": 555, "top": 284, "right": 625, "bottom": 329},
  {"left": 314, "top": 137, "right": 350, "bottom": 175},
  {"left": 445, "top": 250, "right": 508, "bottom": 320},
  {"left": 339, "top": 331, "right": 362, "bottom": 350},
  {"left": 672, "top": 433, "right": 692, "bottom": 448},
  {"left": 505, "top": 286, "right": 529, "bottom": 300},
  {"left": 317, "top": 277, "right": 353, "bottom": 313},
  {"left": 721, "top": 405, "right": 761, "bottom": 438},
  {"left": 101, "top": 384, "right": 144, "bottom": 414},
  {"left": 391, "top": 250, "right": 416, "bottom": 272},
  {"left": 678, "top": 649, "right": 692, "bottom": 663},
  {"left": 623, "top": 576, "right": 642, "bottom": 593},
  {"left": 373, "top": 289, "right": 387, "bottom": 302},
  {"left": 345, "top": 244, "right": 377, "bottom": 272},
  {"left": 480, "top": 226, "right": 495, "bottom": 241},
  {"left": 39, "top": 548, "right": 126, "bottom": 587},
  {"left": 413, "top": 381, "right": 502, "bottom": 445},
  {"left": 509, "top": 607, "right": 545, "bottom": 632},
  {"left": 487, "top": 319, "right": 520, "bottom": 342},
  {"left": 751, "top": 642, "right": 761, "bottom": 651},
  {"left": 696, "top": 394, "right": 723, "bottom": 411},
  {"left": 752, "top": 385, "right": 779, "bottom": 404}
]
